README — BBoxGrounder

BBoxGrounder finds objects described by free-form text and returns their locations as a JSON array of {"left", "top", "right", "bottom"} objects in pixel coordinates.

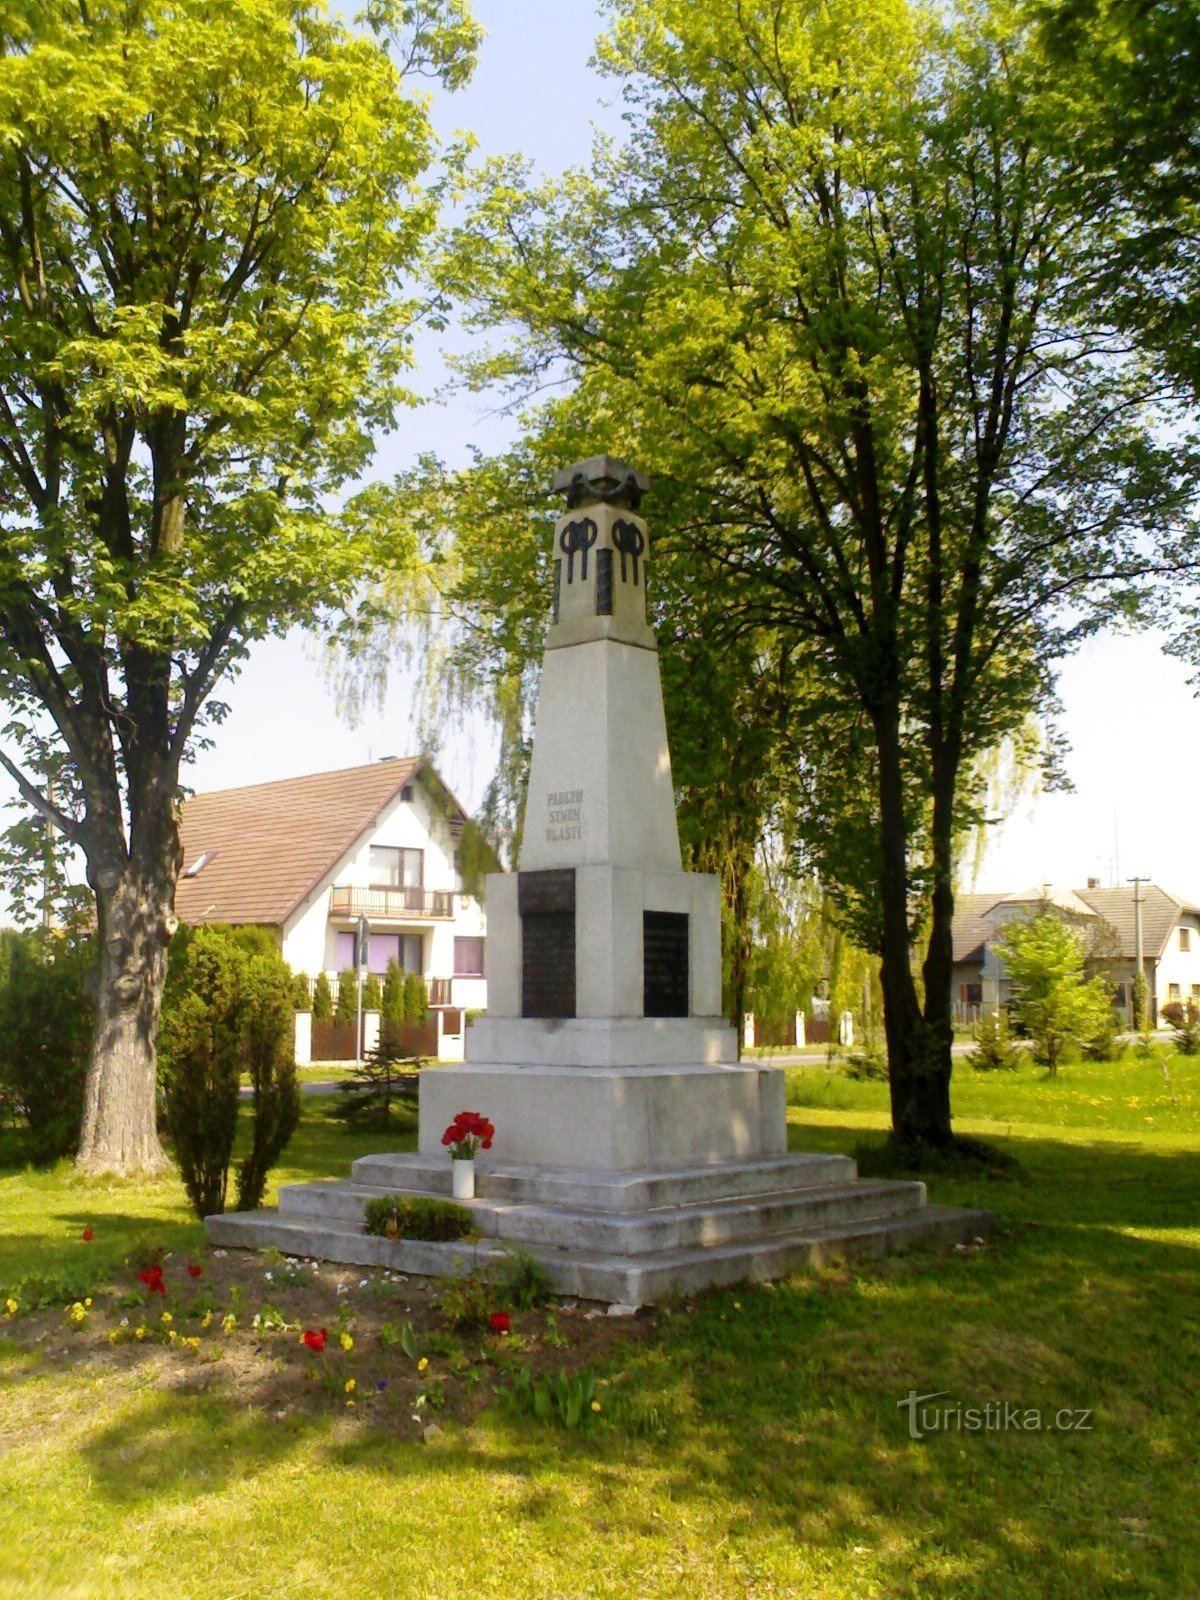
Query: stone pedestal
[{"left": 418, "top": 1061, "right": 786, "bottom": 1171}]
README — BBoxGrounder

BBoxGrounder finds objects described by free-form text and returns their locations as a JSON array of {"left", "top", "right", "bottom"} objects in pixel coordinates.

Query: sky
[{"left": 9, "top": 0, "right": 1200, "bottom": 909}]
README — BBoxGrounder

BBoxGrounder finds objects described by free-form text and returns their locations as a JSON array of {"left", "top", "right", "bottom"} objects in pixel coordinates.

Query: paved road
[
  {"left": 269, "top": 1045, "right": 981, "bottom": 1099},
  {"left": 239, "top": 1078, "right": 351, "bottom": 1100}
]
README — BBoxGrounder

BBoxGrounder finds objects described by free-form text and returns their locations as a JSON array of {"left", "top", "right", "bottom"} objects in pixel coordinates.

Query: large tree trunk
[
  {"left": 76, "top": 828, "right": 179, "bottom": 1175},
  {"left": 873, "top": 702, "right": 954, "bottom": 1149},
  {"left": 917, "top": 750, "right": 958, "bottom": 1135}
]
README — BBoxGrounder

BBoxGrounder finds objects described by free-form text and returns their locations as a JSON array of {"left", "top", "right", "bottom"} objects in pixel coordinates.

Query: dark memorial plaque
[
  {"left": 520, "top": 869, "right": 576, "bottom": 1018},
  {"left": 643, "top": 911, "right": 689, "bottom": 1018}
]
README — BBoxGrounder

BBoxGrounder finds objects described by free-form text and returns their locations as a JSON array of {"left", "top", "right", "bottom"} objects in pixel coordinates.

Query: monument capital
[{"left": 551, "top": 455, "right": 650, "bottom": 510}]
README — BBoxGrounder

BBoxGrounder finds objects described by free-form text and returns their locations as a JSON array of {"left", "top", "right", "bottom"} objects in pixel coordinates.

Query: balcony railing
[
  {"left": 429, "top": 977, "right": 452, "bottom": 1008},
  {"left": 328, "top": 885, "right": 455, "bottom": 921}
]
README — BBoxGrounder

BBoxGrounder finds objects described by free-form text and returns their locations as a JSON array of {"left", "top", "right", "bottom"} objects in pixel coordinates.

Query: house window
[
  {"left": 336, "top": 931, "right": 422, "bottom": 975},
  {"left": 1192, "top": 984, "right": 1200, "bottom": 1001},
  {"left": 1181, "top": 927, "right": 1192, "bottom": 952},
  {"left": 454, "top": 937, "right": 485, "bottom": 977},
  {"left": 1168, "top": 982, "right": 1181, "bottom": 1001},
  {"left": 368, "top": 846, "right": 423, "bottom": 889},
  {"left": 959, "top": 983, "right": 983, "bottom": 1006}
]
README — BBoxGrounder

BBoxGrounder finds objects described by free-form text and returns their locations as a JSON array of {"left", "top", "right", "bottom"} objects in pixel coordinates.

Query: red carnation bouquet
[{"left": 441, "top": 1110, "right": 494, "bottom": 1161}]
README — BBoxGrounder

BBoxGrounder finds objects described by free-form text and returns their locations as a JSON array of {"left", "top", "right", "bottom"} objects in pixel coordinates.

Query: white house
[
  {"left": 951, "top": 881, "right": 1200, "bottom": 1026},
  {"left": 174, "top": 757, "right": 488, "bottom": 1061}
]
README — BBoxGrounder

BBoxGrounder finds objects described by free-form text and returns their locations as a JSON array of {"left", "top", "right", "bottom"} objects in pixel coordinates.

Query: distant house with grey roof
[
  {"left": 174, "top": 757, "right": 488, "bottom": 1061},
  {"left": 950, "top": 882, "right": 1200, "bottom": 1027}
]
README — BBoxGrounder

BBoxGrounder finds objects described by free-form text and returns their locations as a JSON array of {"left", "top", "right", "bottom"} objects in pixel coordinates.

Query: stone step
[
  {"left": 205, "top": 1211, "right": 508, "bottom": 1277},
  {"left": 487, "top": 1180, "right": 927, "bottom": 1255},
  {"left": 278, "top": 1175, "right": 927, "bottom": 1255},
  {"left": 545, "top": 1206, "right": 994, "bottom": 1304},
  {"left": 348, "top": 1151, "right": 858, "bottom": 1212},
  {"left": 204, "top": 1203, "right": 993, "bottom": 1305}
]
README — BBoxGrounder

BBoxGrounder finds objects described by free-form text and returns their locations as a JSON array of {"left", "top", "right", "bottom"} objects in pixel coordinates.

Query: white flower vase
[{"left": 451, "top": 1158, "right": 475, "bottom": 1201}]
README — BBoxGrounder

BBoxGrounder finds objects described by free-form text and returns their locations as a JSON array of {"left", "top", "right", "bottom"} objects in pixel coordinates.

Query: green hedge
[{"left": 361, "top": 1194, "right": 477, "bottom": 1242}]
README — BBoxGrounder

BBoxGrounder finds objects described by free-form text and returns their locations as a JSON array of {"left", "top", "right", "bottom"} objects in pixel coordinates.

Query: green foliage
[
  {"left": 361, "top": 1195, "right": 476, "bottom": 1242},
  {"left": 744, "top": 870, "right": 877, "bottom": 1051},
  {"left": 160, "top": 925, "right": 299, "bottom": 1217},
  {"left": 1082, "top": 1009, "right": 1128, "bottom": 1063},
  {"left": 403, "top": 971, "right": 429, "bottom": 1023},
  {"left": 995, "top": 913, "right": 1115, "bottom": 1075},
  {"left": 160, "top": 928, "right": 247, "bottom": 1216},
  {"left": 0, "top": 1266, "right": 101, "bottom": 1311},
  {"left": 395, "top": 0, "right": 1200, "bottom": 1149},
  {"left": 969, "top": 1013, "right": 1023, "bottom": 1073},
  {"left": 311, "top": 972, "right": 334, "bottom": 1023},
  {"left": 844, "top": 1046, "right": 889, "bottom": 1082},
  {"left": 510, "top": 1365, "right": 598, "bottom": 1430},
  {"left": 0, "top": 927, "right": 95, "bottom": 1164},
  {"left": 361, "top": 973, "right": 383, "bottom": 1012},
  {"left": 233, "top": 946, "right": 300, "bottom": 1212},
  {"left": 334, "top": 970, "right": 358, "bottom": 1028},
  {"left": 331, "top": 1028, "right": 418, "bottom": 1132},
  {"left": 437, "top": 1271, "right": 498, "bottom": 1333},
  {"left": 291, "top": 972, "right": 312, "bottom": 1012},
  {"left": 1132, "top": 971, "right": 1150, "bottom": 1034},
  {"left": 381, "top": 960, "right": 406, "bottom": 1027},
  {"left": 0, "top": 0, "right": 478, "bottom": 1169},
  {"left": 491, "top": 1248, "right": 555, "bottom": 1310},
  {"left": 1161, "top": 1002, "right": 1200, "bottom": 1058}
]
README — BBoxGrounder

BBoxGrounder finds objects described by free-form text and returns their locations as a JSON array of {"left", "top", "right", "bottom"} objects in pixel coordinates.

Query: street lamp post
[{"left": 354, "top": 913, "right": 370, "bottom": 1064}]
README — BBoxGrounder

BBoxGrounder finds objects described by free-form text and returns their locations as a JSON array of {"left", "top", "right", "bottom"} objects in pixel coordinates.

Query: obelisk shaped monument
[{"left": 418, "top": 457, "right": 786, "bottom": 1171}]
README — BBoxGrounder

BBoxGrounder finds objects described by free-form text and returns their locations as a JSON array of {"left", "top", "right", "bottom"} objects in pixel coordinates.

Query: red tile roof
[{"left": 173, "top": 757, "right": 432, "bottom": 929}]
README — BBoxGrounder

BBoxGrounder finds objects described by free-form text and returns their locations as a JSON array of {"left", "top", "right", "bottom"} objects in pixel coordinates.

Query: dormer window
[{"left": 1182, "top": 927, "right": 1192, "bottom": 953}]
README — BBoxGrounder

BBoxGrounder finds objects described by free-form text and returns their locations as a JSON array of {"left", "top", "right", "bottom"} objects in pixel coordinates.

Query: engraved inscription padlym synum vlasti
[{"left": 546, "top": 788, "right": 583, "bottom": 843}]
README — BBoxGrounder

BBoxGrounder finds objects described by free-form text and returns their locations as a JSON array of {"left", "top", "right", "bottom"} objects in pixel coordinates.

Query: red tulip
[
  {"left": 138, "top": 1264, "right": 166, "bottom": 1294},
  {"left": 81, "top": 1227, "right": 94, "bottom": 1242},
  {"left": 489, "top": 1311, "right": 510, "bottom": 1335},
  {"left": 187, "top": 1264, "right": 202, "bottom": 1279},
  {"left": 302, "top": 1328, "right": 327, "bottom": 1353}
]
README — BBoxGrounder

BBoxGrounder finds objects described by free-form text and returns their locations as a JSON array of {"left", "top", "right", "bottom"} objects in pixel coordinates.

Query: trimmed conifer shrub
[
  {"left": 403, "top": 971, "right": 428, "bottom": 1022},
  {"left": 311, "top": 970, "right": 334, "bottom": 1021},
  {"left": 334, "top": 968, "right": 357, "bottom": 1026}
]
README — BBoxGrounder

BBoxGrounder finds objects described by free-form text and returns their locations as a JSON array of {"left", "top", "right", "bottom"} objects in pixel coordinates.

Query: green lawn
[{"left": 1, "top": 1056, "right": 1197, "bottom": 1600}]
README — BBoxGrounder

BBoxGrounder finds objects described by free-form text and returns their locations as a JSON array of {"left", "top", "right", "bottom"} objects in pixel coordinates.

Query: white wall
[
  {"left": 277, "top": 775, "right": 491, "bottom": 1060},
  {"left": 1153, "top": 912, "right": 1200, "bottom": 1014}
]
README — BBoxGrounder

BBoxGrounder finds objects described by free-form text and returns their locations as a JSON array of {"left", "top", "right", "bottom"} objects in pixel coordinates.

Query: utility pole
[{"left": 1128, "top": 876, "right": 1149, "bottom": 1031}]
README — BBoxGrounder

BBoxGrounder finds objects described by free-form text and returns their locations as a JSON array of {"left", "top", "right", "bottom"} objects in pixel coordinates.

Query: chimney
[{"left": 1087, "top": 876, "right": 1100, "bottom": 889}]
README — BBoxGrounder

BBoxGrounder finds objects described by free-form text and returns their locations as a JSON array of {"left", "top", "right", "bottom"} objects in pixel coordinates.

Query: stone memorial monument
[
  {"left": 418, "top": 455, "right": 785, "bottom": 1171},
  {"left": 208, "top": 457, "right": 990, "bottom": 1301}
]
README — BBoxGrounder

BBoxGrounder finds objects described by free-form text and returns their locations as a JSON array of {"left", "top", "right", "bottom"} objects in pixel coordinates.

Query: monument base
[
  {"left": 206, "top": 1147, "right": 995, "bottom": 1305},
  {"left": 418, "top": 1059, "right": 785, "bottom": 1171},
  {"left": 464, "top": 1014, "right": 737, "bottom": 1067}
]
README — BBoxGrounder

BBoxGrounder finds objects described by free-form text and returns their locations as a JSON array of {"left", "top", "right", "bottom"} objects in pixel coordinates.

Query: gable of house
[
  {"left": 173, "top": 757, "right": 440, "bottom": 928},
  {"left": 1075, "top": 885, "right": 1199, "bottom": 960},
  {"left": 951, "top": 893, "right": 1004, "bottom": 966}
]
